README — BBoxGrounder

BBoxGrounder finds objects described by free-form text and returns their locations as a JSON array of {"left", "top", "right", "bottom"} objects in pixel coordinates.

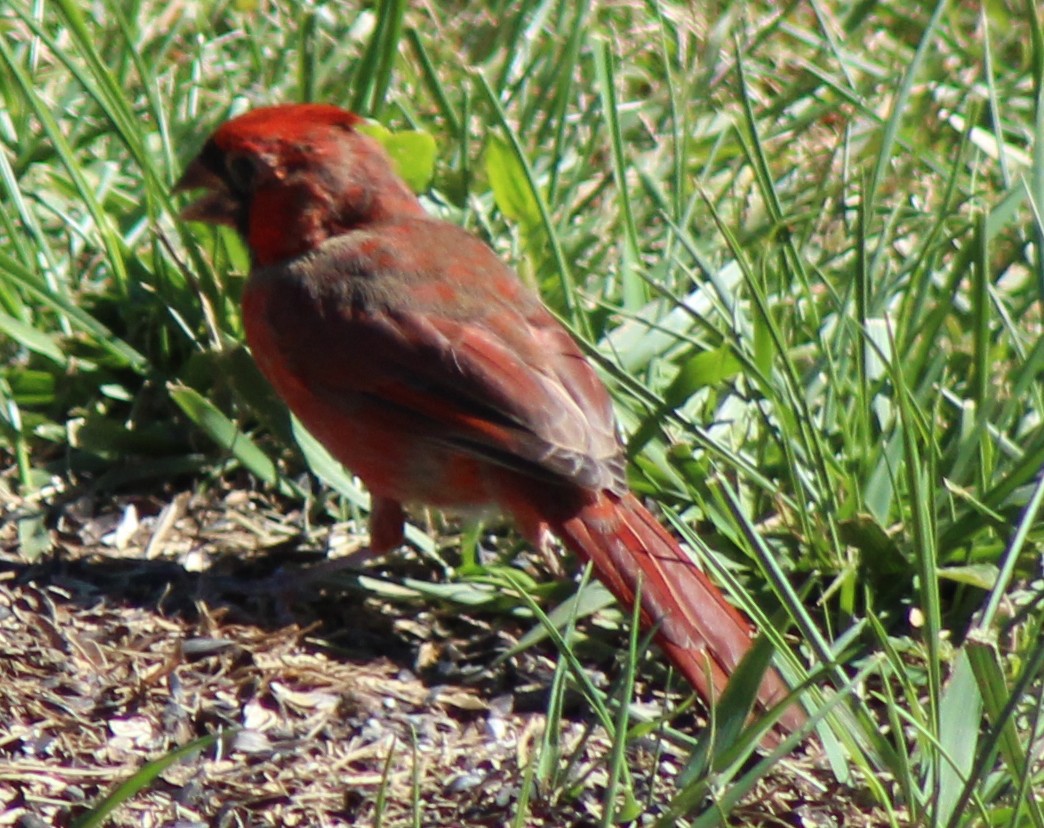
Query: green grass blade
[{"left": 71, "top": 731, "right": 226, "bottom": 828}]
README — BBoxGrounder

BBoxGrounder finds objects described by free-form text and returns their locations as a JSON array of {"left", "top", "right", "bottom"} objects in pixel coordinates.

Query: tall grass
[{"left": 1, "top": 0, "right": 1042, "bottom": 824}]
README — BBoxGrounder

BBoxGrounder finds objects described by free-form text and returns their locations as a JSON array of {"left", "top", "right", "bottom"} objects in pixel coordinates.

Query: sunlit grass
[{"left": 1, "top": 0, "right": 1042, "bottom": 824}]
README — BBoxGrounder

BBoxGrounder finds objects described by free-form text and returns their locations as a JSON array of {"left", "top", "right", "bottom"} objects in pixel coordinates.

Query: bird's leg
[{"left": 369, "top": 496, "right": 406, "bottom": 554}]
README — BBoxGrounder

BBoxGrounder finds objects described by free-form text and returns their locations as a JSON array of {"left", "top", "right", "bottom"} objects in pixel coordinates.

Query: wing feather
[{"left": 246, "top": 222, "right": 626, "bottom": 493}]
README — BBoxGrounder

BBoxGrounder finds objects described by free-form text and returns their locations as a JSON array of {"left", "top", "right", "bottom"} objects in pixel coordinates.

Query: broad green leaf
[
  {"left": 358, "top": 122, "right": 437, "bottom": 192},
  {"left": 485, "top": 135, "right": 541, "bottom": 229},
  {"left": 382, "top": 131, "right": 437, "bottom": 193}
]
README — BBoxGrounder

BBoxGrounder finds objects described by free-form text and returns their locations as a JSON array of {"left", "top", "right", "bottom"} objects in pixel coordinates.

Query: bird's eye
[{"left": 224, "top": 153, "right": 260, "bottom": 194}]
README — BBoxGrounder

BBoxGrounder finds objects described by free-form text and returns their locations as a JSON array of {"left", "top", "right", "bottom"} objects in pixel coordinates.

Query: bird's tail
[{"left": 551, "top": 490, "right": 805, "bottom": 734}]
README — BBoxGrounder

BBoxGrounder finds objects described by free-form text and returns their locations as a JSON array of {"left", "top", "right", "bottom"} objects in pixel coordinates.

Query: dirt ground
[{"left": 0, "top": 487, "right": 880, "bottom": 826}]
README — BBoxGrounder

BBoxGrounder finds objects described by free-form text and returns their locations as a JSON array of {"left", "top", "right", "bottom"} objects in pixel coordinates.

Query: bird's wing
[{"left": 245, "top": 224, "right": 626, "bottom": 493}]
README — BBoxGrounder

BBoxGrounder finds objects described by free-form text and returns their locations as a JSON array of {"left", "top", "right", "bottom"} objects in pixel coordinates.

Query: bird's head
[{"left": 175, "top": 103, "right": 422, "bottom": 266}]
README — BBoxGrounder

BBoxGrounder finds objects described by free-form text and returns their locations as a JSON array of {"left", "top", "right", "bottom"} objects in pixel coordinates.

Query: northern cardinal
[{"left": 176, "top": 103, "right": 804, "bottom": 734}]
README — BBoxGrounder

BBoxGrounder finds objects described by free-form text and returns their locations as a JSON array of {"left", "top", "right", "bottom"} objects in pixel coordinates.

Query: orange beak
[{"left": 173, "top": 158, "right": 239, "bottom": 226}]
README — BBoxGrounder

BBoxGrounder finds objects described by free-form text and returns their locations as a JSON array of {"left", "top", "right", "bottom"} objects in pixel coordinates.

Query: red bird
[{"left": 176, "top": 103, "right": 803, "bottom": 733}]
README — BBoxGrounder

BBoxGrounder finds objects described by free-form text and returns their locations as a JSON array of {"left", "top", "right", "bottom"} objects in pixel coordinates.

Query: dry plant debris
[{"left": 0, "top": 489, "right": 867, "bottom": 826}]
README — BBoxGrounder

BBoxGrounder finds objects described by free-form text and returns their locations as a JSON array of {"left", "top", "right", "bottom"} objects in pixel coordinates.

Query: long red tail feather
[{"left": 552, "top": 490, "right": 805, "bottom": 733}]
